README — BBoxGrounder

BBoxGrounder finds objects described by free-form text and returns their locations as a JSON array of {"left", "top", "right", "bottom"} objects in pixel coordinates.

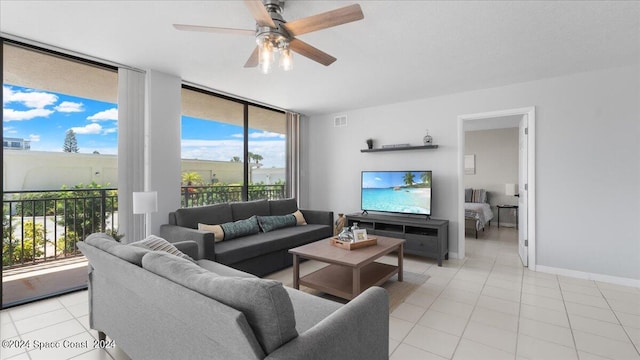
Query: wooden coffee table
[{"left": 289, "top": 236, "right": 404, "bottom": 300}]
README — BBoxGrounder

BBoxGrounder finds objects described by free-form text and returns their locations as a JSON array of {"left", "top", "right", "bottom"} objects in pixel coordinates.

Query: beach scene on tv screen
[{"left": 362, "top": 171, "right": 432, "bottom": 214}]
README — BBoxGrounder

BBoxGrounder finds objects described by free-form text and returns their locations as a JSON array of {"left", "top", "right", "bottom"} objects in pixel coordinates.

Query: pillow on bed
[
  {"left": 465, "top": 188, "right": 473, "bottom": 202},
  {"left": 471, "top": 189, "right": 487, "bottom": 203}
]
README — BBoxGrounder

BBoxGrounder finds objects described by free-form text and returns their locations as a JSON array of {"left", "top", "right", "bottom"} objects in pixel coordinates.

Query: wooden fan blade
[
  {"left": 283, "top": 4, "right": 364, "bottom": 36},
  {"left": 173, "top": 24, "right": 254, "bottom": 36},
  {"left": 244, "top": 46, "right": 259, "bottom": 68},
  {"left": 243, "top": 0, "right": 276, "bottom": 28},
  {"left": 289, "top": 39, "right": 336, "bottom": 66}
]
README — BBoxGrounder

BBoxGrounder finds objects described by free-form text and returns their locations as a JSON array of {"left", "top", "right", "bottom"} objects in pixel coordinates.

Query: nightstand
[{"left": 497, "top": 205, "right": 518, "bottom": 229}]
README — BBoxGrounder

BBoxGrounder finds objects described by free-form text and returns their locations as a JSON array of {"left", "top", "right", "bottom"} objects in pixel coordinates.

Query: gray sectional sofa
[
  {"left": 77, "top": 233, "right": 389, "bottom": 360},
  {"left": 160, "top": 199, "right": 333, "bottom": 276}
]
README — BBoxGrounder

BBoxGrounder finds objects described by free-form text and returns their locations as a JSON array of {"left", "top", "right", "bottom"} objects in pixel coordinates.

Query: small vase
[{"left": 423, "top": 130, "right": 433, "bottom": 145}]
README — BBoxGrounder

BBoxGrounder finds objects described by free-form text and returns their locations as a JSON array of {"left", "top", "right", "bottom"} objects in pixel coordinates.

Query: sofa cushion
[
  {"left": 197, "top": 223, "right": 225, "bottom": 242},
  {"left": 220, "top": 216, "right": 260, "bottom": 240},
  {"left": 130, "top": 235, "right": 195, "bottom": 262},
  {"left": 215, "top": 224, "right": 332, "bottom": 265},
  {"left": 173, "top": 203, "right": 233, "bottom": 229},
  {"left": 292, "top": 210, "right": 307, "bottom": 225},
  {"left": 142, "top": 251, "right": 298, "bottom": 354},
  {"left": 84, "top": 232, "right": 150, "bottom": 266},
  {"left": 268, "top": 198, "right": 298, "bottom": 216},
  {"left": 231, "top": 199, "right": 269, "bottom": 220},
  {"left": 257, "top": 215, "right": 297, "bottom": 233}
]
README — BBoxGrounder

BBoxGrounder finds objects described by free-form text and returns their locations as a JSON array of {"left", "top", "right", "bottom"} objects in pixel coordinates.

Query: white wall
[
  {"left": 302, "top": 64, "right": 640, "bottom": 281},
  {"left": 3, "top": 151, "right": 117, "bottom": 191}
]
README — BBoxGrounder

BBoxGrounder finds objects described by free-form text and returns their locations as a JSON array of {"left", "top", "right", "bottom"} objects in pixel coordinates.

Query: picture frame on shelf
[{"left": 353, "top": 229, "right": 368, "bottom": 242}]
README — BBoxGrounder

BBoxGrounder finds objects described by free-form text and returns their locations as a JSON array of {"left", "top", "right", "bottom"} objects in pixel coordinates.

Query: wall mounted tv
[{"left": 361, "top": 171, "right": 432, "bottom": 216}]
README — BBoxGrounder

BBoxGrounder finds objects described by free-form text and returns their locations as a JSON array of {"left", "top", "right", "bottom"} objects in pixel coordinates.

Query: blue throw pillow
[
  {"left": 257, "top": 215, "right": 297, "bottom": 233},
  {"left": 220, "top": 216, "right": 260, "bottom": 240}
]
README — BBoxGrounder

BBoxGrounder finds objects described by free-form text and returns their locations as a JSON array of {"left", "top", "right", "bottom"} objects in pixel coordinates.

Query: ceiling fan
[{"left": 173, "top": 0, "right": 364, "bottom": 73}]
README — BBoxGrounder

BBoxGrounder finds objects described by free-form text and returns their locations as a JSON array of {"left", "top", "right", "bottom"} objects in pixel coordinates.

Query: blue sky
[
  {"left": 3, "top": 84, "right": 118, "bottom": 154},
  {"left": 362, "top": 171, "right": 430, "bottom": 188},
  {"left": 3, "top": 84, "right": 286, "bottom": 167}
]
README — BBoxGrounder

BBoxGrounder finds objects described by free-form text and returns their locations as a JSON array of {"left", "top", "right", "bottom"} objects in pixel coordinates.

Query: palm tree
[
  {"left": 403, "top": 172, "right": 415, "bottom": 186},
  {"left": 181, "top": 171, "right": 203, "bottom": 186},
  {"left": 251, "top": 153, "right": 263, "bottom": 164},
  {"left": 420, "top": 172, "right": 431, "bottom": 186},
  {"left": 230, "top": 156, "right": 241, "bottom": 162}
]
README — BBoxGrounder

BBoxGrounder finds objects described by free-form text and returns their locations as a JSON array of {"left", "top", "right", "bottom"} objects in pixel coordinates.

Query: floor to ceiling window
[
  {"left": 2, "top": 40, "right": 118, "bottom": 307},
  {"left": 180, "top": 86, "right": 288, "bottom": 207}
]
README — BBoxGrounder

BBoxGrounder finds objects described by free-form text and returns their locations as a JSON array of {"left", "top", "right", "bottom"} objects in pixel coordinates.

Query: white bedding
[{"left": 464, "top": 202, "right": 494, "bottom": 230}]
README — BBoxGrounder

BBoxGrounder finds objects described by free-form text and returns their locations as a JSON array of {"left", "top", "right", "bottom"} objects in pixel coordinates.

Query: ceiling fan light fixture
[
  {"left": 258, "top": 36, "right": 275, "bottom": 74},
  {"left": 280, "top": 44, "right": 293, "bottom": 71},
  {"left": 257, "top": 33, "right": 292, "bottom": 74}
]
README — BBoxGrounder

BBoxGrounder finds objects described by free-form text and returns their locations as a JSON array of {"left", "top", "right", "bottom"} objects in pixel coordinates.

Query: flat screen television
[{"left": 361, "top": 170, "right": 432, "bottom": 216}]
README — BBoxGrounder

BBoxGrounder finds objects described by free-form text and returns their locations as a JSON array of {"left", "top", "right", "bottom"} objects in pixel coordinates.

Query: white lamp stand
[{"left": 133, "top": 191, "right": 158, "bottom": 238}]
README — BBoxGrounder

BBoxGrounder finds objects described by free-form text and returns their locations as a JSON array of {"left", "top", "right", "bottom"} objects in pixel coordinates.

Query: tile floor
[{"left": 1, "top": 226, "right": 639, "bottom": 359}]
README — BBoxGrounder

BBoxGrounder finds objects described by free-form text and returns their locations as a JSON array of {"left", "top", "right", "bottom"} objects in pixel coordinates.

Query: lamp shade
[
  {"left": 505, "top": 184, "right": 517, "bottom": 196},
  {"left": 133, "top": 191, "right": 158, "bottom": 214}
]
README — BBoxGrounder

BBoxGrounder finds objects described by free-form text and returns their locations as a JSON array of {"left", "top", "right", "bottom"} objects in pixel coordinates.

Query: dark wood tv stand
[{"left": 346, "top": 213, "right": 449, "bottom": 266}]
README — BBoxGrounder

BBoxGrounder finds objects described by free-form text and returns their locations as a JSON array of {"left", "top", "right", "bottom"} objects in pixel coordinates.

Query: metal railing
[
  {"left": 181, "top": 184, "right": 286, "bottom": 208},
  {"left": 2, "top": 188, "right": 118, "bottom": 270},
  {"left": 3, "top": 185, "right": 287, "bottom": 270}
]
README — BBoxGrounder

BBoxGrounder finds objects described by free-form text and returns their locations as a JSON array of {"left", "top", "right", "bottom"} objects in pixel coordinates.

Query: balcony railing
[
  {"left": 181, "top": 184, "right": 286, "bottom": 208},
  {"left": 3, "top": 185, "right": 286, "bottom": 271},
  {"left": 2, "top": 188, "right": 118, "bottom": 270}
]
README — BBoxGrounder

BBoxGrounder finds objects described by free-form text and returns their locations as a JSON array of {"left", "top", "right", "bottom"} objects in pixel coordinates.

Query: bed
[{"left": 465, "top": 188, "right": 494, "bottom": 238}]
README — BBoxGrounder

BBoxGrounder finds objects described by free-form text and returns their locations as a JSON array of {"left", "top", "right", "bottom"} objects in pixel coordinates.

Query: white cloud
[
  {"left": 233, "top": 131, "right": 285, "bottom": 139},
  {"left": 71, "top": 123, "right": 103, "bottom": 135},
  {"left": 102, "top": 127, "right": 118, "bottom": 135},
  {"left": 29, "top": 134, "right": 41, "bottom": 142},
  {"left": 87, "top": 108, "right": 118, "bottom": 122},
  {"left": 3, "top": 108, "right": 54, "bottom": 121},
  {"left": 249, "top": 131, "right": 285, "bottom": 139},
  {"left": 181, "top": 138, "right": 285, "bottom": 167},
  {"left": 55, "top": 101, "right": 84, "bottom": 113},
  {"left": 3, "top": 85, "right": 58, "bottom": 108}
]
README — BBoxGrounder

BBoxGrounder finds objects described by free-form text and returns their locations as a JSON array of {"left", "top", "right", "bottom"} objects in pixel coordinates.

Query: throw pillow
[
  {"left": 465, "top": 188, "right": 473, "bottom": 202},
  {"left": 292, "top": 210, "right": 307, "bottom": 225},
  {"left": 198, "top": 223, "right": 225, "bottom": 242},
  {"left": 220, "top": 215, "right": 260, "bottom": 240},
  {"left": 257, "top": 215, "right": 297, "bottom": 233},
  {"left": 142, "top": 251, "right": 298, "bottom": 354},
  {"left": 130, "top": 235, "right": 195, "bottom": 262}
]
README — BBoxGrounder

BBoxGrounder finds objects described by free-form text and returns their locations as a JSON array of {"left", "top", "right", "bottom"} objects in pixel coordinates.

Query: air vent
[{"left": 334, "top": 115, "right": 347, "bottom": 127}]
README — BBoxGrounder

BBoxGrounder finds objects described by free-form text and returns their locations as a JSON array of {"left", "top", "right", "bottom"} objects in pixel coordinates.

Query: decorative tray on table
[{"left": 329, "top": 237, "right": 377, "bottom": 250}]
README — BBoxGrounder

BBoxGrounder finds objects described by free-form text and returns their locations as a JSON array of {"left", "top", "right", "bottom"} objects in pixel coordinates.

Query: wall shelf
[{"left": 361, "top": 145, "right": 439, "bottom": 153}]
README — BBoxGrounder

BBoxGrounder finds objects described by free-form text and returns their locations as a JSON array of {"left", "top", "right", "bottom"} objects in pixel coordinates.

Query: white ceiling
[{"left": 1, "top": 1, "right": 639, "bottom": 116}]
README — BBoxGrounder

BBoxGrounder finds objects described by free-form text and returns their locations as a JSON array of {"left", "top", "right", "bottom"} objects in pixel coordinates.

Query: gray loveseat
[
  {"left": 77, "top": 233, "right": 389, "bottom": 360},
  {"left": 160, "top": 199, "right": 333, "bottom": 276}
]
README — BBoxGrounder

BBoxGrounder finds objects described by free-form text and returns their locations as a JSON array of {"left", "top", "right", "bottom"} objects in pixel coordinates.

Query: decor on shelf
[
  {"left": 133, "top": 191, "right": 158, "bottom": 238},
  {"left": 365, "top": 138, "right": 374, "bottom": 149},
  {"left": 361, "top": 144, "right": 439, "bottom": 152},
  {"left": 423, "top": 129, "right": 433, "bottom": 145}
]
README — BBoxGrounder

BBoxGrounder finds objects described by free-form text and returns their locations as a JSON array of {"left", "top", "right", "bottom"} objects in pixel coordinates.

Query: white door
[{"left": 518, "top": 115, "right": 528, "bottom": 266}]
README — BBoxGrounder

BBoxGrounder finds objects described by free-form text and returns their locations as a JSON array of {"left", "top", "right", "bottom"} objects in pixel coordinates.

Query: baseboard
[{"left": 536, "top": 265, "right": 640, "bottom": 288}]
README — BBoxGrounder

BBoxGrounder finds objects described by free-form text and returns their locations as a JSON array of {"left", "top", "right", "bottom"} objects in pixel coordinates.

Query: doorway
[{"left": 457, "top": 107, "right": 536, "bottom": 270}]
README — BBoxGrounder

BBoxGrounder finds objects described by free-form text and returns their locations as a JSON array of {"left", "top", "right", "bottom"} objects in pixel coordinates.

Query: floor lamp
[{"left": 133, "top": 191, "right": 158, "bottom": 238}]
